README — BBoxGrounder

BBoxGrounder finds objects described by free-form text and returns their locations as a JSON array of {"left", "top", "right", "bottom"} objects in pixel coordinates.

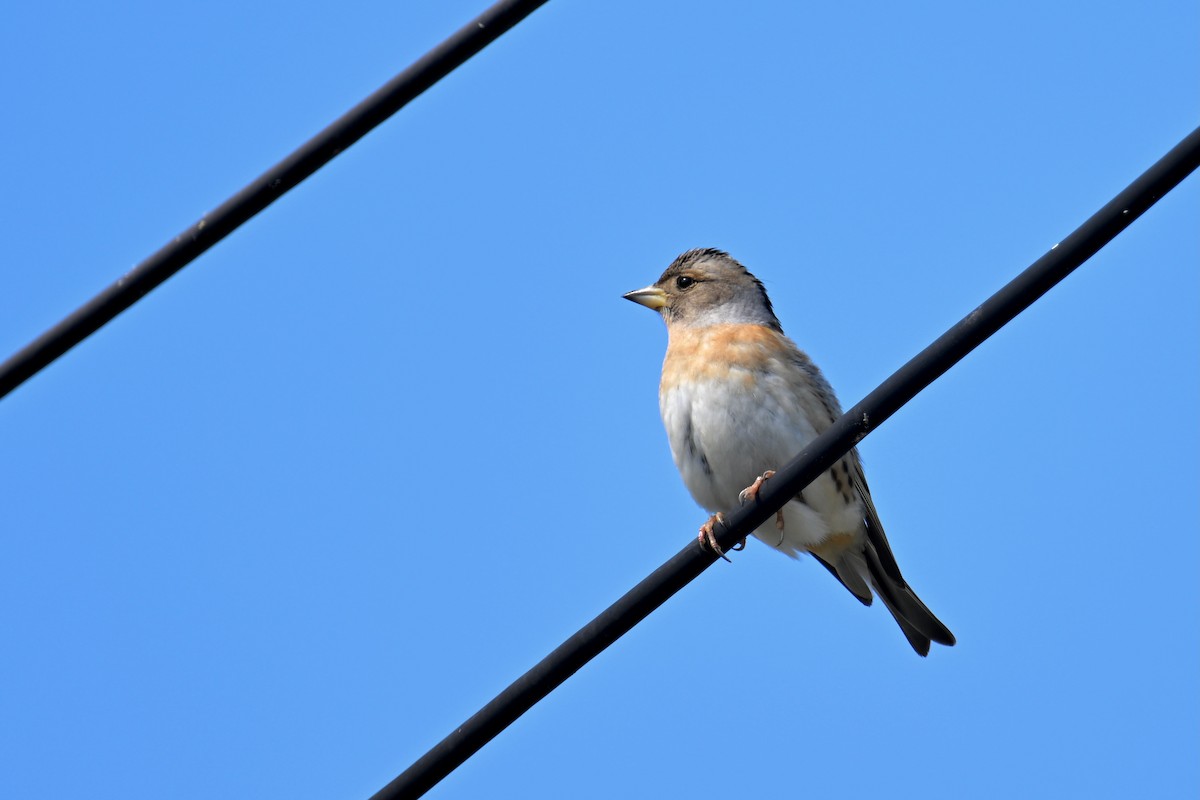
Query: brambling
[{"left": 624, "top": 248, "right": 955, "bottom": 655}]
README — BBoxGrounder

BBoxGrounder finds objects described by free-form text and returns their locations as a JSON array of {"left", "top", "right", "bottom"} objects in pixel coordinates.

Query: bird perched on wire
[{"left": 624, "top": 248, "right": 955, "bottom": 655}]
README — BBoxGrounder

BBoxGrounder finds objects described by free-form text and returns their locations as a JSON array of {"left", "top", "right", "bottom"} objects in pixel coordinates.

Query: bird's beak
[{"left": 622, "top": 285, "right": 667, "bottom": 310}]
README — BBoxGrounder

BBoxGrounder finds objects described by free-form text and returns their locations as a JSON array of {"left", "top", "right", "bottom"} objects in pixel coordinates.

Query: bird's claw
[
  {"left": 698, "top": 513, "right": 744, "bottom": 562},
  {"left": 738, "top": 470, "right": 777, "bottom": 505},
  {"left": 737, "top": 470, "right": 787, "bottom": 534}
]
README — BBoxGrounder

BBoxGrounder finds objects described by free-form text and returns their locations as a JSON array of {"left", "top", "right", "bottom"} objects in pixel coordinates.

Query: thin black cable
[
  {"left": 0, "top": 0, "right": 551, "bottom": 401},
  {"left": 371, "top": 125, "right": 1200, "bottom": 800}
]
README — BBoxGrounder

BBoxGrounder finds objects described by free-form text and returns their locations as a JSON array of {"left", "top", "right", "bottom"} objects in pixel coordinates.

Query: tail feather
[
  {"left": 842, "top": 463, "right": 955, "bottom": 654},
  {"left": 812, "top": 553, "right": 873, "bottom": 606},
  {"left": 874, "top": 590, "right": 933, "bottom": 656},
  {"left": 861, "top": 540, "right": 956, "bottom": 655}
]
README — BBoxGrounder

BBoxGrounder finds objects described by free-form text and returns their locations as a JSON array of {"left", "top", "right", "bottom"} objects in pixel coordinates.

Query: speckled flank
[
  {"left": 830, "top": 462, "right": 854, "bottom": 504},
  {"left": 682, "top": 413, "right": 714, "bottom": 477}
]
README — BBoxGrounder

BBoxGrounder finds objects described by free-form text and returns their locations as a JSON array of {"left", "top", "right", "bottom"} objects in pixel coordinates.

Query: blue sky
[{"left": 1, "top": 2, "right": 1197, "bottom": 798}]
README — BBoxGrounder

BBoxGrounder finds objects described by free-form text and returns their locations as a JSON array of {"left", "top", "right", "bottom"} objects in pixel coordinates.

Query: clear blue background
[{"left": 2, "top": 2, "right": 1197, "bottom": 798}]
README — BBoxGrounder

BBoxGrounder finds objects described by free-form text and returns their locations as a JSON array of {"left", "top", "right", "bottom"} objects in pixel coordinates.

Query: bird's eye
[{"left": 675, "top": 275, "right": 696, "bottom": 290}]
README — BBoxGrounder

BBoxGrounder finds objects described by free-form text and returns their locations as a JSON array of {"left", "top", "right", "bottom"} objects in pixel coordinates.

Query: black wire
[
  {"left": 370, "top": 125, "right": 1200, "bottom": 800},
  {"left": 0, "top": 0, "right": 551, "bottom": 401}
]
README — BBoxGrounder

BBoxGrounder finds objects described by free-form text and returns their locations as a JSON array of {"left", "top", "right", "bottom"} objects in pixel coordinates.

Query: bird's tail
[
  {"left": 859, "top": 537, "right": 956, "bottom": 657},
  {"left": 811, "top": 546, "right": 954, "bottom": 656}
]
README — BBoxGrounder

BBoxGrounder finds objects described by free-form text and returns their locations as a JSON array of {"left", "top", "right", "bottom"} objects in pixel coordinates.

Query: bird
[{"left": 623, "top": 248, "right": 955, "bottom": 655}]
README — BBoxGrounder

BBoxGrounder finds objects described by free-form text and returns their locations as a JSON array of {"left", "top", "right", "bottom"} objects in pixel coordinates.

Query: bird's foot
[
  {"left": 698, "top": 513, "right": 744, "bottom": 562},
  {"left": 737, "top": 470, "right": 786, "bottom": 534},
  {"left": 738, "top": 470, "right": 776, "bottom": 505}
]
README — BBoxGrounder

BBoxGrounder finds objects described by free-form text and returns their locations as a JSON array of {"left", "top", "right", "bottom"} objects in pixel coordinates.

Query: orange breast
[{"left": 661, "top": 324, "right": 792, "bottom": 391}]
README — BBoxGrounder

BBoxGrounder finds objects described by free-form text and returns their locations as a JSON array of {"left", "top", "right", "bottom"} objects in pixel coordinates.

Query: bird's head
[{"left": 623, "top": 248, "right": 782, "bottom": 332}]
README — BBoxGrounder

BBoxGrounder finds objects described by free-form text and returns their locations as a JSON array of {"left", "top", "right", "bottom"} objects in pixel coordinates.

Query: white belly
[{"left": 660, "top": 373, "right": 864, "bottom": 557}]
